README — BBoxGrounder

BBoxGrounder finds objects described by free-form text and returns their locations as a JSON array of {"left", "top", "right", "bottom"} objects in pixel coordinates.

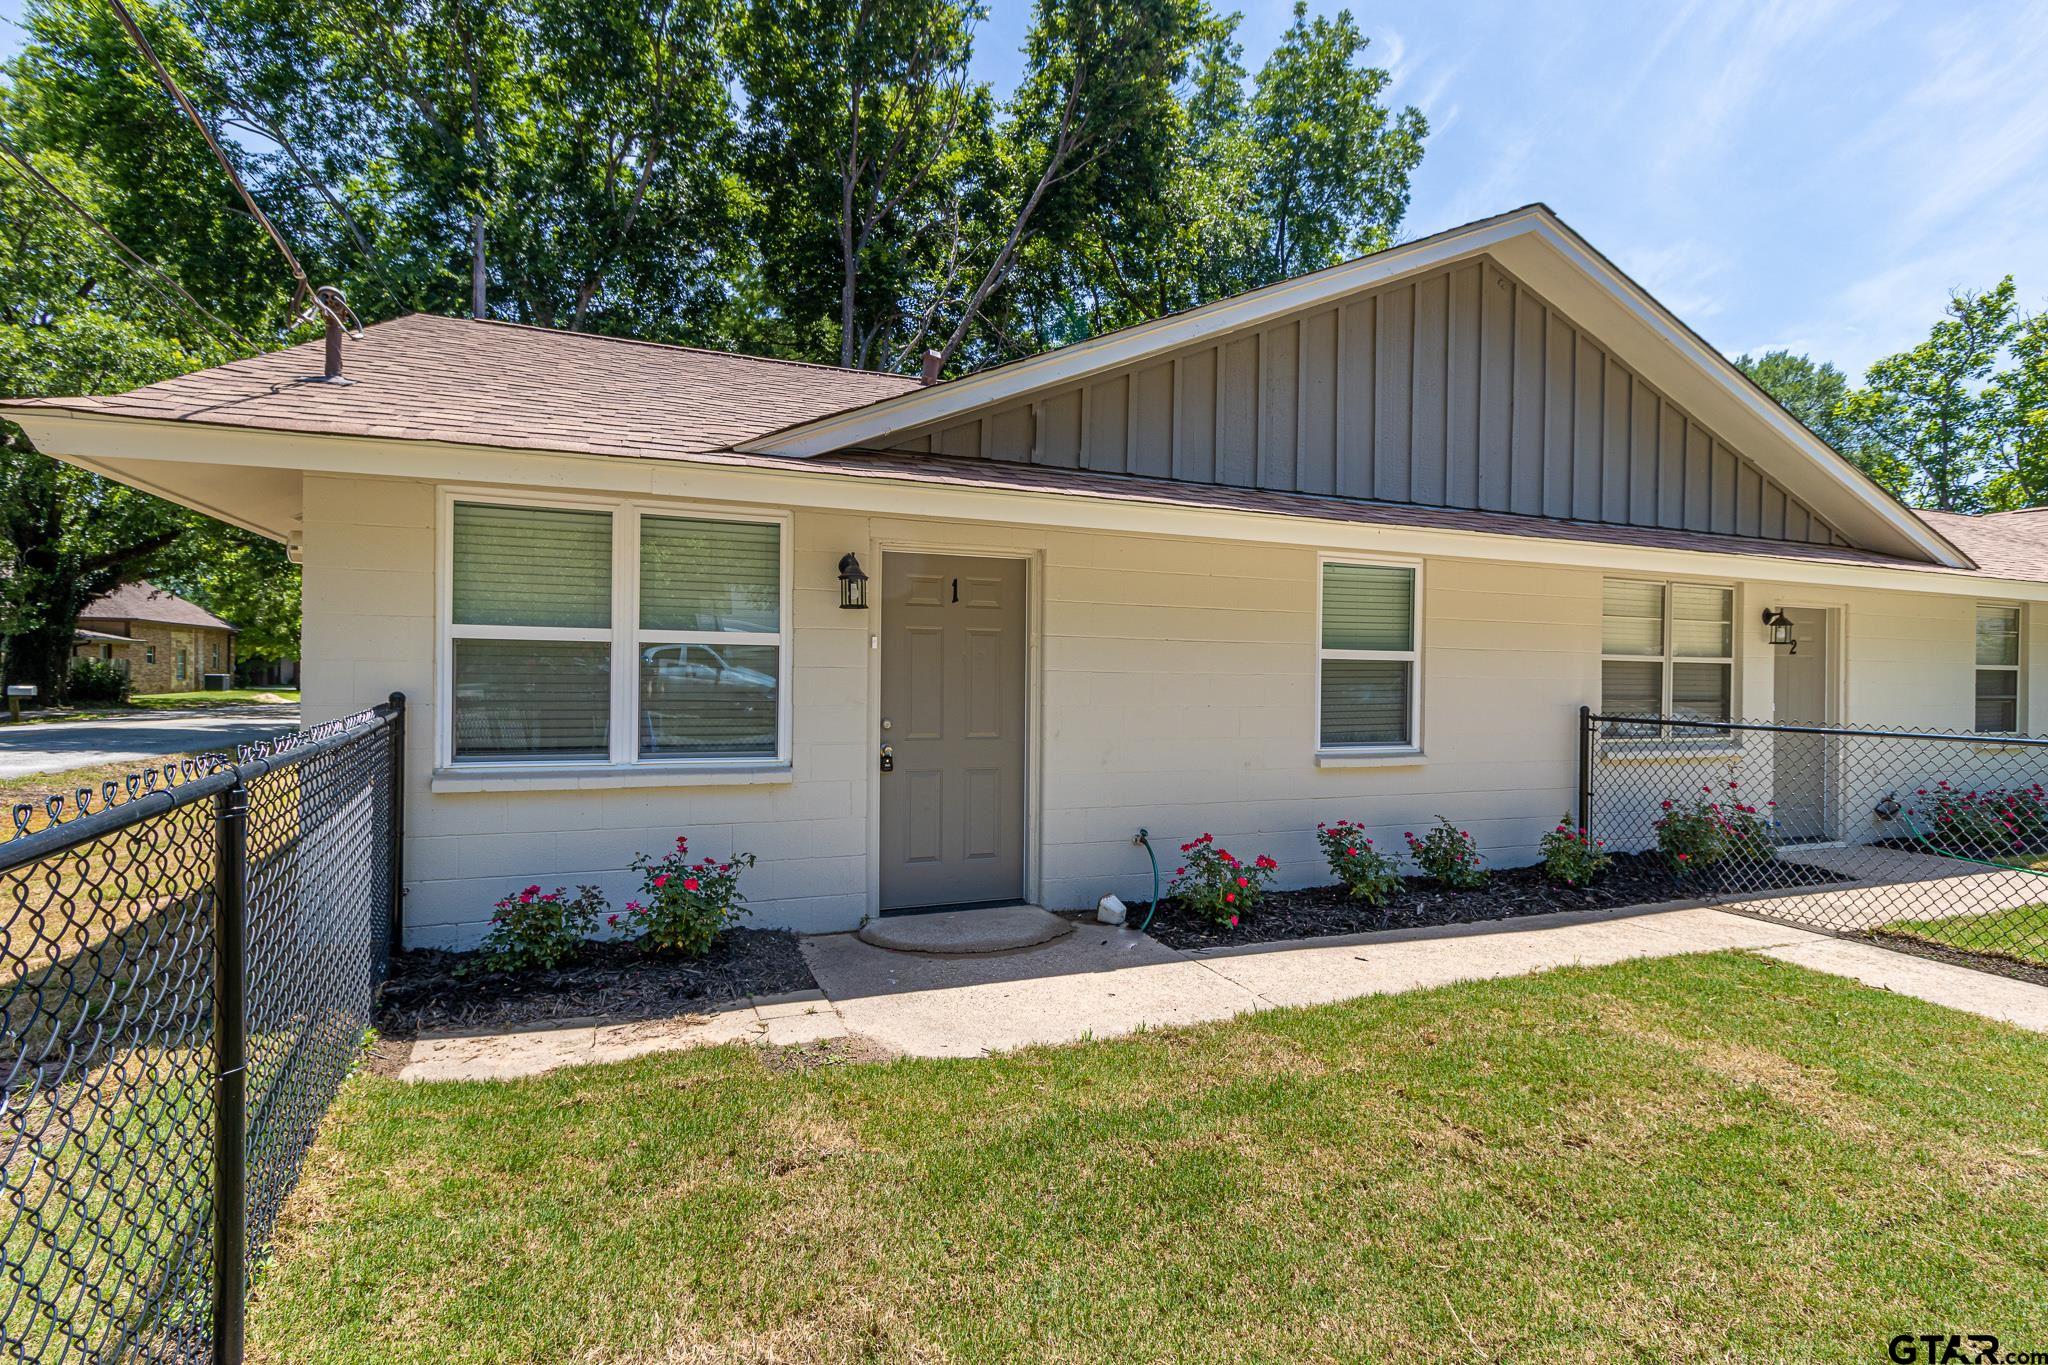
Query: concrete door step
[{"left": 858, "top": 905, "right": 1074, "bottom": 955}]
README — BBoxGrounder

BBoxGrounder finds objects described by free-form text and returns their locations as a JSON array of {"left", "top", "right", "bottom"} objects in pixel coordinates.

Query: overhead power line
[
  {"left": 0, "top": 131, "right": 255, "bottom": 349},
  {"left": 104, "top": 0, "right": 353, "bottom": 336}
]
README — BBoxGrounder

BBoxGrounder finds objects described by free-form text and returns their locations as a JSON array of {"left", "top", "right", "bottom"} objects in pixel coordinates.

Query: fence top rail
[
  {"left": 2, "top": 697, "right": 401, "bottom": 870},
  {"left": 1585, "top": 709, "right": 2048, "bottom": 749}
]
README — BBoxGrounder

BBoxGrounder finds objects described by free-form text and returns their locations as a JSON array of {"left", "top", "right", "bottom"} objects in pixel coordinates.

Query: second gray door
[{"left": 879, "top": 553, "right": 1027, "bottom": 911}]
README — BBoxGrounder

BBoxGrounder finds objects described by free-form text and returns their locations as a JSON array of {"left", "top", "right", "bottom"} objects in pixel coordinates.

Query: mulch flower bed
[
  {"left": 1134, "top": 851, "right": 1847, "bottom": 951},
  {"left": 377, "top": 928, "right": 816, "bottom": 1039}
]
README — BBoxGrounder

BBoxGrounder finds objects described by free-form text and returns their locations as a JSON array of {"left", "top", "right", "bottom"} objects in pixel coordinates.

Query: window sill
[
  {"left": 430, "top": 762, "right": 794, "bottom": 794},
  {"left": 1597, "top": 742, "right": 1744, "bottom": 762},
  {"left": 1316, "top": 748, "right": 1426, "bottom": 769}
]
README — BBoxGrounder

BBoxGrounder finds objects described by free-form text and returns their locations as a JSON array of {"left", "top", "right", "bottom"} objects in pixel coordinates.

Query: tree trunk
[{"left": 471, "top": 214, "right": 488, "bottom": 318}]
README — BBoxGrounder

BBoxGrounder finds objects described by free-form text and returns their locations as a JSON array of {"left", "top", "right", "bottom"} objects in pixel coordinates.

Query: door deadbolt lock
[{"left": 879, "top": 745, "right": 894, "bottom": 773}]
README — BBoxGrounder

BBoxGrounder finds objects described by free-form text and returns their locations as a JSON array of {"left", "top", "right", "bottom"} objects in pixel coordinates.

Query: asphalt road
[{"left": 0, "top": 705, "right": 304, "bottom": 781}]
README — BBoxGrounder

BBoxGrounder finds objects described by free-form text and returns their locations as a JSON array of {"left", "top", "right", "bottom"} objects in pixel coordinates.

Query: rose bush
[
  {"left": 1315, "top": 820, "right": 1401, "bottom": 905},
  {"left": 478, "top": 883, "right": 606, "bottom": 972},
  {"left": 1539, "top": 818, "right": 1611, "bottom": 887},
  {"left": 1653, "top": 782, "right": 1776, "bottom": 874},
  {"left": 1166, "top": 833, "right": 1278, "bottom": 926},
  {"left": 614, "top": 835, "right": 757, "bottom": 957},
  {"left": 1404, "top": 818, "right": 1486, "bottom": 888}
]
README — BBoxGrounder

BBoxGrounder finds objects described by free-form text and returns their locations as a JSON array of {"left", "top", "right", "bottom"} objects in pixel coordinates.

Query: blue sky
[{"left": 5, "top": 0, "right": 2043, "bottom": 378}]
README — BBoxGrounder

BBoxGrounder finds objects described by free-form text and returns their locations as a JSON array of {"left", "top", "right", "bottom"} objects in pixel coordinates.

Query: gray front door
[
  {"left": 879, "top": 553, "right": 1028, "bottom": 911},
  {"left": 1771, "top": 609, "right": 1834, "bottom": 841}
]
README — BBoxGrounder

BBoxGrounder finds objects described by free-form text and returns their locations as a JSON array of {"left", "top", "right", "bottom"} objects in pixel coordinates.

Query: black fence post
[
  {"left": 1577, "top": 705, "right": 1594, "bottom": 837},
  {"left": 386, "top": 692, "right": 406, "bottom": 966},
  {"left": 212, "top": 778, "right": 249, "bottom": 1365}
]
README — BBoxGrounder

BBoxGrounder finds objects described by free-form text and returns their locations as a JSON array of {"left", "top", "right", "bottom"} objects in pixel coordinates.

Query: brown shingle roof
[
  {"left": 8, "top": 314, "right": 921, "bottom": 459},
  {"left": 78, "top": 581, "right": 236, "bottom": 632},
  {"left": 1918, "top": 510, "right": 2048, "bottom": 583}
]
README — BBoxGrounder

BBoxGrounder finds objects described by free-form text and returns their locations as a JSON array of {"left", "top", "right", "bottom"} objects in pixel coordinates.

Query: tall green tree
[
  {"left": 1248, "top": 1, "right": 1423, "bottom": 278},
  {"left": 1839, "top": 278, "right": 2018, "bottom": 511},
  {"left": 1735, "top": 349, "right": 1854, "bottom": 452}
]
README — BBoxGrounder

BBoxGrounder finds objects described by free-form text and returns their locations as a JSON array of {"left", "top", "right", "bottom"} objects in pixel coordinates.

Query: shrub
[
  {"left": 1315, "top": 820, "right": 1402, "bottom": 905},
  {"left": 1654, "top": 782, "right": 1777, "bottom": 874},
  {"left": 479, "top": 883, "right": 605, "bottom": 972},
  {"left": 1540, "top": 818, "right": 1612, "bottom": 887},
  {"left": 1403, "top": 818, "right": 1486, "bottom": 888},
  {"left": 66, "top": 657, "right": 131, "bottom": 705},
  {"left": 1911, "top": 781, "right": 2048, "bottom": 855},
  {"left": 1167, "top": 833, "right": 1278, "bottom": 926},
  {"left": 615, "top": 835, "right": 756, "bottom": 957}
]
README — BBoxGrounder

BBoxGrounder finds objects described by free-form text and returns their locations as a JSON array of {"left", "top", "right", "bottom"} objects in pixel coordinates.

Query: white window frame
[
  {"left": 1975, "top": 601, "right": 2024, "bottom": 735},
  {"left": 1315, "top": 552, "right": 1424, "bottom": 757},
  {"left": 1599, "top": 578, "right": 1736, "bottom": 738},
  {"left": 436, "top": 488, "right": 793, "bottom": 771}
]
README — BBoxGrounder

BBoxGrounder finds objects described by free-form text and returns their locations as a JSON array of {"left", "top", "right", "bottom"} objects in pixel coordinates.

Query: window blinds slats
[
  {"left": 641, "top": 517, "right": 781, "bottom": 633},
  {"left": 1976, "top": 606, "right": 2020, "bottom": 666},
  {"left": 452, "top": 504, "right": 612, "bottom": 629},
  {"left": 1321, "top": 564, "right": 1414, "bottom": 651},
  {"left": 639, "top": 643, "right": 780, "bottom": 758},
  {"left": 1671, "top": 661, "right": 1731, "bottom": 722},
  {"left": 1600, "top": 660, "right": 1661, "bottom": 716},
  {"left": 1319, "top": 660, "right": 1411, "bottom": 747},
  {"left": 1671, "top": 585, "right": 1732, "bottom": 658},
  {"left": 1600, "top": 580, "right": 1663, "bottom": 656},
  {"left": 452, "top": 639, "right": 610, "bottom": 760}
]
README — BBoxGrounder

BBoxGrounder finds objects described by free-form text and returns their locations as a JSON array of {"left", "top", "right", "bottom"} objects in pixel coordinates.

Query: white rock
[{"left": 1095, "top": 893, "right": 1127, "bottom": 925}]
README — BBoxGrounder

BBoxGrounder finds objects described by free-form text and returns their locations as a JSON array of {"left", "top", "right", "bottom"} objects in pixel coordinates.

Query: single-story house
[
  {"left": 71, "top": 581, "right": 237, "bottom": 692},
  {"left": 6, "top": 204, "right": 2044, "bottom": 947}
]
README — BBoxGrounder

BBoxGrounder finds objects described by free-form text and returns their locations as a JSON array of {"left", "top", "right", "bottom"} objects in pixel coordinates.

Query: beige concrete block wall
[{"left": 302, "top": 471, "right": 2026, "bottom": 949}]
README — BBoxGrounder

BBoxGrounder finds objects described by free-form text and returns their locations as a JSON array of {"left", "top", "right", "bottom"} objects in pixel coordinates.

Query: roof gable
[{"left": 741, "top": 205, "right": 1966, "bottom": 569}]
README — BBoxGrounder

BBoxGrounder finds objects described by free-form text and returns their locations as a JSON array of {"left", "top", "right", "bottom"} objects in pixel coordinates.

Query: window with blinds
[
  {"left": 639, "top": 516, "right": 782, "bottom": 759},
  {"left": 1319, "top": 561, "right": 1419, "bottom": 750},
  {"left": 445, "top": 499, "right": 788, "bottom": 766},
  {"left": 1975, "top": 604, "right": 2021, "bottom": 733},
  {"left": 1599, "top": 579, "right": 1733, "bottom": 735},
  {"left": 450, "top": 503, "right": 614, "bottom": 762}
]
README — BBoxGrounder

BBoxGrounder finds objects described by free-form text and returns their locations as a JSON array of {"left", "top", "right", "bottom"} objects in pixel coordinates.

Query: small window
[
  {"left": 145, "top": 645, "right": 156, "bottom": 665},
  {"left": 1318, "top": 561, "right": 1419, "bottom": 750},
  {"left": 1601, "top": 580, "right": 1733, "bottom": 733},
  {"left": 449, "top": 502, "right": 614, "bottom": 763},
  {"left": 638, "top": 516, "right": 781, "bottom": 759},
  {"left": 176, "top": 649, "right": 188, "bottom": 682},
  {"left": 1975, "top": 604, "right": 2021, "bottom": 733}
]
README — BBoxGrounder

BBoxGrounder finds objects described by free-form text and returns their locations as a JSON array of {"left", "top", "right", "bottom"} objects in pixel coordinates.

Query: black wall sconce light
[
  {"left": 838, "top": 552, "right": 870, "bottom": 610},
  {"left": 1761, "top": 607, "right": 1797, "bottom": 654}
]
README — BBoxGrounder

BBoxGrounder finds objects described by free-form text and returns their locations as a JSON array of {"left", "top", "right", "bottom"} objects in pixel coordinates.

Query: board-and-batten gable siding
[{"left": 892, "top": 256, "right": 1849, "bottom": 548}]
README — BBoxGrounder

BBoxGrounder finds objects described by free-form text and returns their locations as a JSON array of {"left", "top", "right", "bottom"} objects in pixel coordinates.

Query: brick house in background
[{"left": 72, "top": 582, "right": 236, "bottom": 693}]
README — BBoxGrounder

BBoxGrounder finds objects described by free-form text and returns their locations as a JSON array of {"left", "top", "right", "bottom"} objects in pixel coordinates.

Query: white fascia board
[
  {"left": 1516, "top": 218, "right": 1969, "bottom": 570},
  {"left": 734, "top": 211, "right": 1543, "bottom": 458},
  {"left": 11, "top": 407, "right": 2033, "bottom": 606}
]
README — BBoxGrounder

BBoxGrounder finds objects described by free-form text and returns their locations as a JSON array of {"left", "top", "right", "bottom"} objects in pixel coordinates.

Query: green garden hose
[{"left": 1134, "top": 828, "right": 1162, "bottom": 933}]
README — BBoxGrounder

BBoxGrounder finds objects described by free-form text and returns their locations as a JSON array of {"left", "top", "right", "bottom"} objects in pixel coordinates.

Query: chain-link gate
[
  {"left": 1580, "top": 707, "right": 2048, "bottom": 974},
  {"left": 2, "top": 695, "right": 404, "bottom": 1364}
]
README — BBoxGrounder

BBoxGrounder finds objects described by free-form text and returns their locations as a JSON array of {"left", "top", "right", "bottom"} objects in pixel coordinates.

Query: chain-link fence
[
  {"left": 1581, "top": 707, "right": 2048, "bottom": 974},
  {"left": 3, "top": 695, "right": 404, "bottom": 1364}
]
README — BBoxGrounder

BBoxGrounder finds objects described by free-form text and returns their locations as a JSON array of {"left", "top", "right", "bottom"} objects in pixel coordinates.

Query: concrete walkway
[{"left": 396, "top": 900, "right": 2048, "bottom": 1080}]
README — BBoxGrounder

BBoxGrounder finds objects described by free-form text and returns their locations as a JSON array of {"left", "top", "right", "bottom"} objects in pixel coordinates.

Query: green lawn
[
  {"left": 1877, "top": 904, "right": 2048, "bottom": 967},
  {"left": 127, "top": 687, "right": 299, "bottom": 710},
  {"left": 247, "top": 952, "right": 2048, "bottom": 1363}
]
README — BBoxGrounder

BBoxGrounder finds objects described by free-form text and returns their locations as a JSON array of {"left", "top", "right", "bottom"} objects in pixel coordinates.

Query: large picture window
[
  {"left": 1318, "top": 560, "right": 1420, "bottom": 751},
  {"left": 1600, "top": 579, "right": 1733, "bottom": 733},
  {"left": 1975, "top": 603, "right": 2022, "bottom": 733},
  {"left": 444, "top": 496, "right": 788, "bottom": 767}
]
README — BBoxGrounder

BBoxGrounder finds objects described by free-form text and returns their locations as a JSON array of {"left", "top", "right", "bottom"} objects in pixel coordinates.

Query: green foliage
[
  {"left": 1653, "top": 783, "right": 1776, "bottom": 874},
  {"left": 1538, "top": 818, "right": 1611, "bottom": 888},
  {"left": 154, "top": 528, "right": 301, "bottom": 662},
  {"left": 1166, "top": 832, "right": 1279, "bottom": 926},
  {"left": 1403, "top": 817, "right": 1485, "bottom": 888},
  {"left": 479, "top": 883, "right": 606, "bottom": 972},
  {"left": 63, "top": 656, "right": 131, "bottom": 703},
  {"left": 1314, "top": 819, "right": 1401, "bottom": 905},
  {"left": 619, "top": 835, "right": 755, "bottom": 957},
  {"left": 1735, "top": 350, "right": 1853, "bottom": 452}
]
